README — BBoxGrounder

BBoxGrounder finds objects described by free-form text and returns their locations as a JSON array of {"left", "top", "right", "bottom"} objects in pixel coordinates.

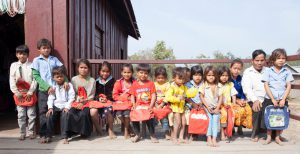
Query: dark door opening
[{"left": 0, "top": 14, "right": 25, "bottom": 114}]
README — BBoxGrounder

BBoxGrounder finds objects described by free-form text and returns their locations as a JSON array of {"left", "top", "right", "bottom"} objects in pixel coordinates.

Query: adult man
[{"left": 242, "top": 49, "right": 267, "bottom": 142}]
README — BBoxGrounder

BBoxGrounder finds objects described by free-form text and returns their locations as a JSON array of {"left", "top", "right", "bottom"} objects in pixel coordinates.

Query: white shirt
[
  {"left": 47, "top": 83, "right": 75, "bottom": 110},
  {"left": 242, "top": 66, "right": 266, "bottom": 103},
  {"left": 9, "top": 60, "right": 37, "bottom": 96}
]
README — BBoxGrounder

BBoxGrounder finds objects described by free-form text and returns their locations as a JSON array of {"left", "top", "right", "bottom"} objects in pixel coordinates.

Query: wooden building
[{"left": 0, "top": 0, "right": 140, "bottom": 112}]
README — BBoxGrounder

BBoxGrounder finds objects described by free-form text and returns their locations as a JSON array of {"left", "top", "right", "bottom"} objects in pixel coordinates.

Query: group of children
[{"left": 9, "top": 38, "right": 293, "bottom": 147}]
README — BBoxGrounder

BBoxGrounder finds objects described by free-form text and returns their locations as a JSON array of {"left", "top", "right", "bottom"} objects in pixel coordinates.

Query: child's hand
[
  {"left": 279, "top": 99, "right": 285, "bottom": 107},
  {"left": 63, "top": 108, "right": 69, "bottom": 113},
  {"left": 213, "top": 108, "right": 220, "bottom": 114},
  {"left": 252, "top": 100, "right": 262, "bottom": 112},
  {"left": 131, "top": 104, "right": 136, "bottom": 110},
  {"left": 158, "top": 103, "right": 164, "bottom": 109},
  {"left": 207, "top": 107, "right": 213, "bottom": 113},
  {"left": 48, "top": 87, "right": 55, "bottom": 95},
  {"left": 271, "top": 99, "right": 279, "bottom": 107},
  {"left": 76, "top": 103, "right": 83, "bottom": 109},
  {"left": 25, "top": 94, "right": 32, "bottom": 102},
  {"left": 64, "top": 82, "right": 69, "bottom": 90},
  {"left": 179, "top": 95, "right": 185, "bottom": 101},
  {"left": 17, "top": 94, "right": 24, "bottom": 102},
  {"left": 192, "top": 103, "right": 199, "bottom": 109},
  {"left": 46, "top": 108, "right": 53, "bottom": 117},
  {"left": 149, "top": 108, "right": 153, "bottom": 113}
]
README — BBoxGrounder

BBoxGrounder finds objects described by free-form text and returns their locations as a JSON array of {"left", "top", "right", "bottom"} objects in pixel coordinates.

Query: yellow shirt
[
  {"left": 166, "top": 82, "right": 188, "bottom": 113},
  {"left": 154, "top": 82, "right": 170, "bottom": 103},
  {"left": 220, "top": 82, "right": 237, "bottom": 105}
]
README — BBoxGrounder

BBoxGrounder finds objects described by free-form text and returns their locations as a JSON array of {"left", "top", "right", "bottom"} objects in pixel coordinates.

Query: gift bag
[
  {"left": 130, "top": 105, "right": 152, "bottom": 121},
  {"left": 188, "top": 108, "right": 209, "bottom": 134},
  {"left": 153, "top": 105, "right": 172, "bottom": 120},
  {"left": 13, "top": 80, "right": 37, "bottom": 106},
  {"left": 112, "top": 101, "right": 133, "bottom": 111},
  {"left": 264, "top": 105, "right": 289, "bottom": 130},
  {"left": 225, "top": 105, "right": 234, "bottom": 137}
]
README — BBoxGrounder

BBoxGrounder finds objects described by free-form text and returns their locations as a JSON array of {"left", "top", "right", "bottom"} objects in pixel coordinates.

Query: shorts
[
  {"left": 98, "top": 106, "right": 113, "bottom": 118},
  {"left": 115, "top": 110, "right": 130, "bottom": 118}
]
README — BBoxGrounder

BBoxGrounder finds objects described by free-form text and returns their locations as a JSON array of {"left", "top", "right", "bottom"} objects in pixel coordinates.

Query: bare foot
[
  {"left": 109, "top": 131, "right": 117, "bottom": 139},
  {"left": 263, "top": 137, "right": 272, "bottom": 145},
  {"left": 29, "top": 134, "right": 36, "bottom": 139},
  {"left": 124, "top": 135, "right": 130, "bottom": 140},
  {"left": 173, "top": 139, "right": 180, "bottom": 145},
  {"left": 63, "top": 138, "right": 69, "bottom": 144},
  {"left": 165, "top": 134, "right": 171, "bottom": 140},
  {"left": 19, "top": 134, "right": 25, "bottom": 141},
  {"left": 150, "top": 136, "right": 159, "bottom": 143},
  {"left": 251, "top": 137, "right": 259, "bottom": 142},
  {"left": 207, "top": 137, "right": 213, "bottom": 147},
  {"left": 131, "top": 135, "right": 140, "bottom": 143},
  {"left": 275, "top": 137, "right": 284, "bottom": 146},
  {"left": 212, "top": 139, "right": 219, "bottom": 147}
]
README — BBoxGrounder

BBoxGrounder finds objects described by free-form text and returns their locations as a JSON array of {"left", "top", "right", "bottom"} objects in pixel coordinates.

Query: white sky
[{"left": 128, "top": 0, "right": 300, "bottom": 59}]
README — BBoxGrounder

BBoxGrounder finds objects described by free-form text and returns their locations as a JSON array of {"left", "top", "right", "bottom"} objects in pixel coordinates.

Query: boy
[
  {"left": 46, "top": 67, "right": 75, "bottom": 144},
  {"left": 9, "top": 45, "right": 37, "bottom": 140},
  {"left": 31, "top": 38, "right": 68, "bottom": 143},
  {"left": 129, "top": 64, "right": 158, "bottom": 143}
]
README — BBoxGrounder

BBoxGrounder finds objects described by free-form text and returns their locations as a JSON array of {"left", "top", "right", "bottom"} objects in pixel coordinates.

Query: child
[
  {"left": 199, "top": 65, "right": 223, "bottom": 147},
  {"left": 154, "top": 66, "right": 171, "bottom": 140},
  {"left": 129, "top": 64, "right": 158, "bottom": 143},
  {"left": 166, "top": 67, "right": 188, "bottom": 144},
  {"left": 68, "top": 59, "right": 95, "bottom": 137},
  {"left": 31, "top": 39, "right": 68, "bottom": 143},
  {"left": 9, "top": 45, "right": 37, "bottom": 140},
  {"left": 262, "top": 48, "right": 294, "bottom": 145},
  {"left": 93, "top": 61, "right": 116, "bottom": 138},
  {"left": 218, "top": 66, "right": 237, "bottom": 141},
  {"left": 185, "top": 65, "right": 203, "bottom": 141},
  {"left": 113, "top": 64, "right": 135, "bottom": 139},
  {"left": 230, "top": 59, "right": 252, "bottom": 135},
  {"left": 46, "top": 67, "right": 75, "bottom": 144}
]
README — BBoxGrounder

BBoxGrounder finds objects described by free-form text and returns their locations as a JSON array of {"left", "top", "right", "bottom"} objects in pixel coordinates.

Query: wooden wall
[{"left": 69, "top": 0, "right": 129, "bottom": 79}]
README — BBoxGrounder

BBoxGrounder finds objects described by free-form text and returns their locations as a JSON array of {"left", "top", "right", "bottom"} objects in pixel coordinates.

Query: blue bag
[{"left": 264, "top": 105, "right": 289, "bottom": 130}]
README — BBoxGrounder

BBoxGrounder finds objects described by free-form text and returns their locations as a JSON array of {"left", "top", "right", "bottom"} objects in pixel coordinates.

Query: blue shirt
[
  {"left": 185, "top": 80, "right": 202, "bottom": 104},
  {"left": 31, "top": 55, "right": 63, "bottom": 86},
  {"left": 262, "top": 66, "right": 294, "bottom": 100},
  {"left": 231, "top": 75, "right": 246, "bottom": 100}
]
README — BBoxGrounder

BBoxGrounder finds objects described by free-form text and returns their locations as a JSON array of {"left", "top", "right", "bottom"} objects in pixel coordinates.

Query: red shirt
[{"left": 129, "top": 80, "right": 156, "bottom": 105}]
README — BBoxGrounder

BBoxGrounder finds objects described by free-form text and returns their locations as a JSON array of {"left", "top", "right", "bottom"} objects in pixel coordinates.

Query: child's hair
[
  {"left": 37, "top": 38, "right": 52, "bottom": 49},
  {"left": 218, "top": 66, "right": 231, "bottom": 83},
  {"left": 190, "top": 65, "right": 203, "bottom": 80},
  {"left": 203, "top": 65, "right": 218, "bottom": 84},
  {"left": 154, "top": 66, "right": 167, "bottom": 78},
  {"left": 136, "top": 64, "right": 151, "bottom": 73},
  {"left": 269, "top": 48, "right": 287, "bottom": 66},
  {"left": 98, "top": 61, "right": 112, "bottom": 73},
  {"left": 252, "top": 49, "right": 266, "bottom": 59},
  {"left": 16, "top": 45, "right": 29, "bottom": 55},
  {"left": 230, "top": 59, "right": 244, "bottom": 68},
  {"left": 122, "top": 63, "right": 134, "bottom": 73},
  {"left": 52, "top": 66, "right": 66, "bottom": 77},
  {"left": 172, "top": 67, "right": 185, "bottom": 79},
  {"left": 76, "top": 59, "right": 91, "bottom": 71}
]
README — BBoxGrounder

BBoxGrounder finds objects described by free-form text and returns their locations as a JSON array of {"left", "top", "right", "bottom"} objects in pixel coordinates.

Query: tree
[
  {"left": 213, "top": 51, "right": 236, "bottom": 60},
  {"left": 153, "top": 41, "right": 175, "bottom": 60},
  {"left": 196, "top": 53, "right": 210, "bottom": 59},
  {"left": 129, "top": 49, "right": 153, "bottom": 60}
]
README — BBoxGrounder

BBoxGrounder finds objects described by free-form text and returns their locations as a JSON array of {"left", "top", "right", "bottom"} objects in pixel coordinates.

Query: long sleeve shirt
[
  {"left": 47, "top": 83, "right": 75, "bottom": 110},
  {"left": 9, "top": 60, "right": 37, "bottom": 97}
]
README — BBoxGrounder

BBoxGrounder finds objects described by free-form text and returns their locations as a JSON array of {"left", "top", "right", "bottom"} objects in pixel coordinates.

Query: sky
[{"left": 128, "top": 0, "right": 300, "bottom": 59}]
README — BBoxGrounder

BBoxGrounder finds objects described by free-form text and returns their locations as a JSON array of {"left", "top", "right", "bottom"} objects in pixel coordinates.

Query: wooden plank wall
[{"left": 69, "top": 0, "right": 128, "bottom": 79}]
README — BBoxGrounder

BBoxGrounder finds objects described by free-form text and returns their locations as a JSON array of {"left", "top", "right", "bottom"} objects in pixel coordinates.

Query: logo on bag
[{"left": 191, "top": 113, "right": 207, "bottom": 120}]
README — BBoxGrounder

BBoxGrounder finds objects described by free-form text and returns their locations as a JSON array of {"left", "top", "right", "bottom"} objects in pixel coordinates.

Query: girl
[
  {"left": 166, "top": 67, "right": 188, "bottom": 144},
  {"left": 154, "top": 66, "right": 171, "bottom": 140},
  {"left": 199, "top": 66, "right": 223, "bottom": 147},
  {"left": 112, "top": 64, "right": 135, "bottom": 139},
  {"left": 218, "top": 66, "right": 237, "bottom": 141},
  {"left": 93, "top": 61, "right": 116, "bottom": 138},
  {"left": 262, "top": 48, "right": 294, "bottom": 145},
  {"left": 230, "top": 59, "right": 252, "bottom": 135},
  {"left": 185, "top": 65, "right": 203, "bottom": 141},
  {"left": 68, "top": 59, "right": 95, "bottom": 138}
]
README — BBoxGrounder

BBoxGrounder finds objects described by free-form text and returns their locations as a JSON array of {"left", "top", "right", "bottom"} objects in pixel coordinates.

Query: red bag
[
  {"left": 89, "top": 101, "right": 112, "bottom": 108},
  {"left": 188, "top": 108, "right": 209, "bottom": 135},
  {"left": 14, "top": 80, "right": 37, "bottom": 106},
  {"left": 130, "top": 105, "right": 152, "bottom": 121},
  {"left": 153, "top": 105, "right": 172, "bottom": 120},
  {"left": 112, "top": 101, "right": 133, "bottom": 111},
  {"left": 225, "top": 106, "right": 234, "bottom": 137},
  {"left": 71, "top": 87, "right": 89, "bottom": 110}
]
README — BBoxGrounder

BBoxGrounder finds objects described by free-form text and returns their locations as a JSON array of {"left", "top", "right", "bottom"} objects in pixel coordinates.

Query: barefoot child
[
  {"left": 9, "top": 45, "right": 37, "bottom": 141},
  {"left": 262, "top": 49, "right": 293, "bottom": 145},
  {"left": 129, "top": 64, "right": 158, "bottom": 143},
  {"left": 218, "top": 66, "right": 237, "bottom": 141},
  {"left": 154, "top": 66, "right": 171, "bottom": 140},
  {"left": 93, "top": 61, "right": 116, "bottom": 138},
  {"left": 113, "top": 64, "right": 135, "bottom": 139},
  {"left": 46, "top": 67, "right": 75, "bottom": 144},
  {"left": 200, "top": 66, "right": 223, "bottom": 147},
  {"left": 166, "top": 67, "right": 188, "bottom": 144}
]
